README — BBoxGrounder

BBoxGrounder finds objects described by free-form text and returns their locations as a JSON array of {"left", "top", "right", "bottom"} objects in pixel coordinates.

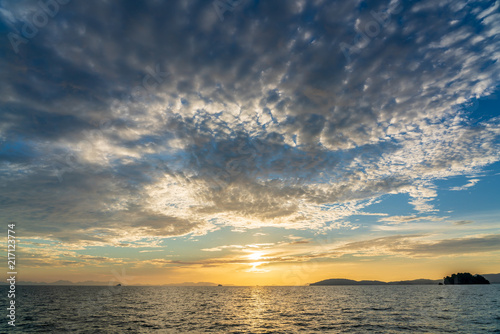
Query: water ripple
[{"left": 0, "top": 285, "right": 499, "bottom": 333}]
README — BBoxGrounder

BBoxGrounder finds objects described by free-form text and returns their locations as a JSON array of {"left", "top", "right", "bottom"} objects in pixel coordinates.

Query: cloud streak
[
  {"left": 337, "top": 234, "right": 500, "bottom": 258},
  {"left": 450, "top": 178, "right": 480, "bottom": 191},
  {"left": 136, "top": 233, "right": 500, "bottom": 271}
]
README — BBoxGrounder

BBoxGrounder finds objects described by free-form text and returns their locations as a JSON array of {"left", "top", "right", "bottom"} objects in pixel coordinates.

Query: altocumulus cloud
[{"left": 0, "top": 0, "right": 499, "bottom": 243}]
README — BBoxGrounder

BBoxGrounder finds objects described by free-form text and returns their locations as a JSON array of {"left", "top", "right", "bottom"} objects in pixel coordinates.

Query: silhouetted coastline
[
  {"left": 310, "top": 273, "right": 497, "bottom": 286},
  {"left": 310, "top": 278, "right": 441, "bottom": 286}
]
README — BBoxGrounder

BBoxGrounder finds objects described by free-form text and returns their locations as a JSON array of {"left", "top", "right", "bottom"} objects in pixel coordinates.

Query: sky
[{"left": 0, "top": 0, "right": 499, "bottom": 286}]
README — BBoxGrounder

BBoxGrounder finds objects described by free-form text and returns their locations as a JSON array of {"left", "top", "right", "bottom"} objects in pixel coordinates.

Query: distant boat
[{"left": 218, "top": 284, "right": 222, "bottom": 286}]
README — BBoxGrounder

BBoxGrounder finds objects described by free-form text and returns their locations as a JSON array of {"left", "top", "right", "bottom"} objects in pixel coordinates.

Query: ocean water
[{"left": 1, "top": 285, "right": 499, "bottom": 333}]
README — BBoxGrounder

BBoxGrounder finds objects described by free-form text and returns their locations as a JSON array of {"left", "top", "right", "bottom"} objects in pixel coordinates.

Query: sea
[{"left": 1, "top": 285, "right": 499, "bottom": 333}]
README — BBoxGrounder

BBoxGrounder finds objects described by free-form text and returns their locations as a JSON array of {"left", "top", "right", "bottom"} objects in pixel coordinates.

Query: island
[{"left": 443, "top": 273, "right": 490, "bottom": 285}]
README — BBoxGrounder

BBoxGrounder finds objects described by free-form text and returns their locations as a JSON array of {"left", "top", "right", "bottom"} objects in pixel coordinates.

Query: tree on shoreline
[{"left": 443, "top": 273, "right": 490, "bottom": 285}]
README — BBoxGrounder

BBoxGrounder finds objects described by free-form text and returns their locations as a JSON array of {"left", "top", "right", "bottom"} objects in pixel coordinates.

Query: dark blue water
[{"left": 1, "top": 285, "right": 499, "bottom": 333}]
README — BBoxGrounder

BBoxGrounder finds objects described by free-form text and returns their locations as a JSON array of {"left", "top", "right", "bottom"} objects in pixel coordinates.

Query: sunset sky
[{"left": 1, "top": 0, "right": 499, "bottom": 286}]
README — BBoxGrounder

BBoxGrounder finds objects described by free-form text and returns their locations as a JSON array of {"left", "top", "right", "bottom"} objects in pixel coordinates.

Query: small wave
[
  {"left": 301, "top": 312, "right": 321, "bottom": 316},
  {"left": 369, "top": 307, "right": 393, "bottom": 311},
  {"left": 294, "top": 322, "right": 310, "bottom": 326},
  {"left": 279, "top": 313, "right": 294, "bottom": 317}
]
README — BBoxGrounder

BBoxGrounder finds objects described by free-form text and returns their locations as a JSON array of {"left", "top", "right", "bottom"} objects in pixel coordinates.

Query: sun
[
  {"left": 245, "top": 251, "right": 270, "bottom": 272},
  {"left": 247, "top": 251, "right": 264, "bottom": 261}
]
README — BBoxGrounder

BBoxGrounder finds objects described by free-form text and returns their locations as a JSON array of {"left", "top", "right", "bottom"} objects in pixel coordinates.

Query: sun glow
[
  {"left": 246, "top": 251, "right": 270, "bottom": 272},
  {"left": 247, "top": 251, "right": 264, "bottom": 261}
]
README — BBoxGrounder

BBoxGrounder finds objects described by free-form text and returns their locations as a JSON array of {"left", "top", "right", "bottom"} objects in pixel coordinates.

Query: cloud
[
  {"left": 201, "top": 243, "right": 276, "bottom": 252},
  {"left": 201, "top": 245, "right": 244, "bottom": 252},
  {"left": 0, "top": 0, "right": 499, "bottom": 243},
  {"left": 378, "top": 215, "right": 448, "bottom": 224},
  {"left": 453, "top": 220, "right": 474, "bottom": 226},
  {"left": 1, "top": 244, "right": 127, "bottom": 268},
  {"left": 138, "top": 233, "right": 500, "bottom": 270},
  {"left": 450, "top": 178, "right": 480, "bottom": 191},
  {"left": 336, "top": 234, "right": 500, "bottom": 258}
]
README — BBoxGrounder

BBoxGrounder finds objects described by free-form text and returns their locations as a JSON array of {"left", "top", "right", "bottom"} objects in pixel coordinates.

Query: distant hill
[
  {"left": 387, "top": 279, "right": 442, "bottom": 285},
  {"left": 7, "top": 280, "right": 112, "bottom": 286},
  {"left": 310, "top": 278, "right": 440, "bottom": 286},
  {"left": 0, "top": 281, "right": 223, "bottom": 286},
  {"left": 310, "top": 279, "right": 386, "bottom": 286},
  {"left": 160, "top": 282, "right": 219, "bottom": 286},
  {"left": 483, "top": 274, "right": 500, "bottom": 284},
  {"left": 311, "top": 274, "right": 500, "bottom": 286}
]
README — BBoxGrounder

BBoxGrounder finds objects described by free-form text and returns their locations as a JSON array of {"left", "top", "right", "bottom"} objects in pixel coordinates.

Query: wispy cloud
[
  {"left": 136, "top": 233, "right": 500, "bottom": 271},
  {"left": 336, "top": 234, "right": 500, "bottom": 258},
  {"left": 378, "top": 216, "right": 448, "bottom": 224},
  {"left": 453, "top": 220, "right": 474, "bottom": 226},
  {"left": 450, "top": 178, "right": 481, "bottom": 191}
]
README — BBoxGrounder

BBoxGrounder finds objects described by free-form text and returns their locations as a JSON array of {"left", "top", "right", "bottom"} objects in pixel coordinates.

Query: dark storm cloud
[{"left": 0, "top": 0, "right": 499, "bottom": 241}]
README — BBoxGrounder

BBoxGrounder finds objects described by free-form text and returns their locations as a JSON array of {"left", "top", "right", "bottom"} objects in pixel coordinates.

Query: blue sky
[{"left": 0, "top": 0, "right": 499, "bottom": 285}]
